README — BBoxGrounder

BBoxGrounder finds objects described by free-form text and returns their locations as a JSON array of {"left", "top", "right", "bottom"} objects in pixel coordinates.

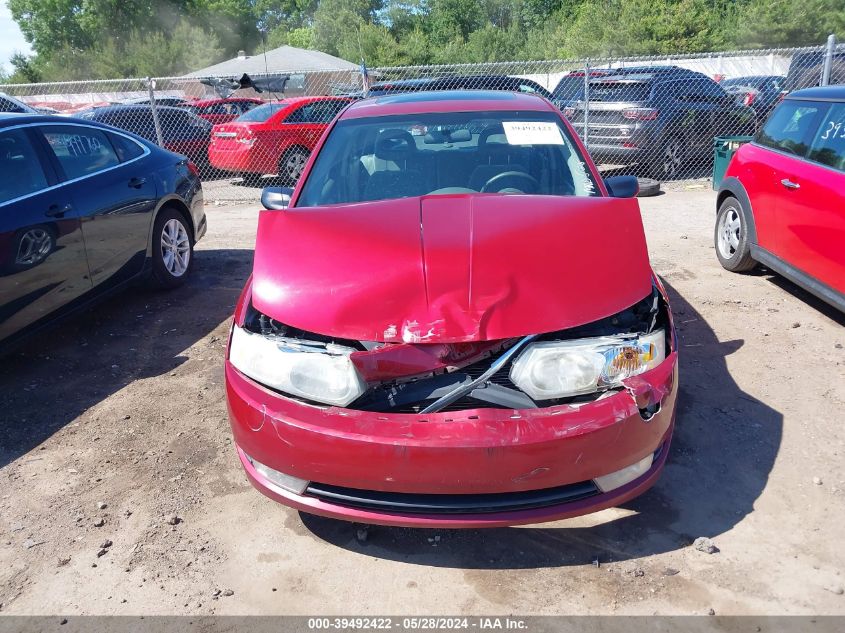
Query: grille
[{"left": 305, "top": 480, "right": 599, "bottom": 515}]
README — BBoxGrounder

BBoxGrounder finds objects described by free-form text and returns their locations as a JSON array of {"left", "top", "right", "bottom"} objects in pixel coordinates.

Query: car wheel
[
  {"left": 150, "top": 208, "right": 193, "bottom": 288},
  {"left": 714, "top": 196, "right": 756, "bottom": 272},
  {"left": 278, "top": 147, "right": 309, "bottom": 186},
  {"left": 647, "top": 137, "right": 684, "bottom": 181},
  {"left": 13, "top": 225, "right": 56, "bottom": 270}
]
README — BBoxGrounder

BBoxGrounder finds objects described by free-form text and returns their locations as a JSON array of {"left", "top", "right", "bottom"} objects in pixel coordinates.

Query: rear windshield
[
  {"left": 236, "top": 103, "right": 286, "bottom": 123},
  {"left": 296, "top": 110, "right": 599, "bottom": 207},
  {"left": 551, "top": 76, "right": 585, "bottom": 102},
  {"left": 587, "top": 81, "right": 652, "bottom": 102}
]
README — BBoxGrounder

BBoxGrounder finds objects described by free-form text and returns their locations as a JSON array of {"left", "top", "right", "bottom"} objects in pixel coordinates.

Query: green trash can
[{"left": 712, "top": 136, "right": 753, "bottom": 190}]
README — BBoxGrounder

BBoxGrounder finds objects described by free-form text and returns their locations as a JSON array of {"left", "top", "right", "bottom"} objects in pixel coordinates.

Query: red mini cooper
[
  {"left": 225, "top": 91, "right": 678, "bottom": 528},
  {"left": 715, "top": 86, "right": 845, "bottom": 313}
]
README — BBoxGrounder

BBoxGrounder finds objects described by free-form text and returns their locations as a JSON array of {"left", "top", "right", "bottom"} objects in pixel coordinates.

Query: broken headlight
[
  {"left": 509, "top": 330, "right": 665, "bottom": 400},
  {"left": 229, "top": 324, "right": 367, "bottom": 406}
]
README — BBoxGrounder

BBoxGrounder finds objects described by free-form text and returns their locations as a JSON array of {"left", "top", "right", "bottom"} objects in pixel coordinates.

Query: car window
[
  {"left": 589, "top": 81, "right": 651, "bottom": 102},
  {"left": 237, "top": 101, "right": 259, "bottom": 114},
  {"left": 756, "top": 101, "right": 828, "bottom": 157},
  {"left": 0, "top": 96, "right": 27, "bottom": 113},
  {"left": 286, "top": 101, "right": 342, "bottom": 124},
  {"left": 0, "top": 128, "right": 49, "bottom": 203},
  {"left": 806, "top": 103, "right": 845, "bottom": 171},
  {"left": 107, "top": 132, "right": 145, "bottom": 162},
  {"left": 297, "top": 110, "right": 599, "bottom": 207},
  {"left": 237, "top": 102, "right": 286, "bottom": 122},
  {"left": 42, "top": 125, "right": 121, "bottom": 180}
]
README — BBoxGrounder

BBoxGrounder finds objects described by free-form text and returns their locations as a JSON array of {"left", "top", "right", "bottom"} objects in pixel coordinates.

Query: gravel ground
[{"left": 1, "top": 189, "right": 843, "bottom": 616}]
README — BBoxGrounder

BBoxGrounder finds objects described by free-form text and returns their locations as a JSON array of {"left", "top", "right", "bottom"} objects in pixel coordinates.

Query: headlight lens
[
  {"left": 509, "top": 330, "right": 666, "bottom": 400},
  {"left": 229, "top": 325, "right": 367, "bottom": 406}
]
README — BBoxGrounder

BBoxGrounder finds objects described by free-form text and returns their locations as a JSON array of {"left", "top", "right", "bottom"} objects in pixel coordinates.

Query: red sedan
[
  {"left": 715, "top": 85, "right": 845, "bottom": 312},
  {"left": 225, "top": 91, "right": 678, "bottom": 527},
  {"left": 208, "top": 96, "right": 351, "bottom": 184}
]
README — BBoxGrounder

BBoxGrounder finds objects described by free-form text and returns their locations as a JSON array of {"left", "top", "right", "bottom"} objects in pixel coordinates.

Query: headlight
[
  {"left": 229, "top": 325, "right": 367, "bottom": 406},
  {"left": 509, "top": 330, "right": 665, "bottom": 400}
]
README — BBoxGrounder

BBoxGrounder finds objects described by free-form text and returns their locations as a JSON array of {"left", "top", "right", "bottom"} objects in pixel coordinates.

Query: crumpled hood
[{"left": 251, "top": 194, "right": 652, "bottom": 343}]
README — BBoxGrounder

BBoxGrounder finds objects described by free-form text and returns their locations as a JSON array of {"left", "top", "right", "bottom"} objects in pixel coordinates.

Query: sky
[{"left": 0, "top": 0, "right": 32, "bottom": 73}]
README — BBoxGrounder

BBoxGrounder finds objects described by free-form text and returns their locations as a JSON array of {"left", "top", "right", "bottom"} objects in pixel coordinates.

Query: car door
[
  {"left": 774, "top": 101, "right": 845, "bottom": 294},
  {"left": 0, "top": 125, "right": 91, "bottom": 344},
  {"left": 282, "top": 100, "right": 337, "bottom": 149},
  {"left": 36, "top": 123, "right": 159, "bottom": 289},
  {"left": 749, "top": 99, "right": 829, "bottom": 262}
]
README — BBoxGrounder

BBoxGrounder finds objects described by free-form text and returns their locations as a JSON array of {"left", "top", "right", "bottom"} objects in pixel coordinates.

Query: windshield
[
  {"left": 552, "top": 76, "right": 585, "bottom": 102},
  {"left": 296, "top": 111, "right": 599, "bottom": 207},
  {"left": 587, "top": 81, "right": 652, "bottom": 102},
  {"left": 236, "top": 103, "right": 286, "bottom": 123}
]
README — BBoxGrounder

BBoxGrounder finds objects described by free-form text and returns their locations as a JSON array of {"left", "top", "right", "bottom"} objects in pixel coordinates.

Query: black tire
[
  {"left": 150, "top": 207, "right": 194, "bottom": 289},
  {"left": 636, "top": 177, "right": 661, "bottom": 197},
  {"left": 278, "top": 146, "right": 310, "bottom": 186},
  {"left": 714, "top": 196, "right": 756, "bottom": 273},
  {"left": 645, "top": 136, "right": 685, "bottom": 181}
]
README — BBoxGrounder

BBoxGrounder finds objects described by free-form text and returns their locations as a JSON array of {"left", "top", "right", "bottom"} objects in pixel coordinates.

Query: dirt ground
[{"left": 1, "top": 188, "right": 844, "bottom": 616}]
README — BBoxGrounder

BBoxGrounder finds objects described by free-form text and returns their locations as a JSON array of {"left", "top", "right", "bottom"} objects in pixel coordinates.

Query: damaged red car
[{"left": 225, "top": 91, "right": 678, "bottom": 528}]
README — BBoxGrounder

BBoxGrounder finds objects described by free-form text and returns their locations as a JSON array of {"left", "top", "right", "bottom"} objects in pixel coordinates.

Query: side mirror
[
  {"left": 604, "top": 176, "right": 639, "bottom": 198},
  {"left": 261, "top": 186, "right": 294, "bottom": 210}
]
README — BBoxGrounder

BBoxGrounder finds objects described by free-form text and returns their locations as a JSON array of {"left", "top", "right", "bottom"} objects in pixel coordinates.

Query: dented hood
[{"left": 251, "top": 194, "right": 652, "bottom": 343}]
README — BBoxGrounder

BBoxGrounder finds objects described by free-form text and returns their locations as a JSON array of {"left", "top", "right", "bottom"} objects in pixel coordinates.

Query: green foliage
[{"left": 5, "top": 0, "right": 845, "bottom": 82}]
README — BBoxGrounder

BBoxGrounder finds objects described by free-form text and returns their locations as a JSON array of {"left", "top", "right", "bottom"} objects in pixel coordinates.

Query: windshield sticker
[
  {"left": 572, "top": 159, "right": 596, "bottom": 195},
  {"left": 503, "top": 121, "right": 564, "bottom": 145}
]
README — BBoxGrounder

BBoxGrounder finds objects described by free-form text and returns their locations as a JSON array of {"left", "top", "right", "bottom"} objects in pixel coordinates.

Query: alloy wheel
[
  {"left": 717, "top": 205, "right": 741, "bottom": 260},
  {"left": 284, "top": 150, "right": 308, "bottom": 181},
  {"left": 160, "top": 218, "right": 190, "bottom": 277},
  {"left": 16, "top": 228, "right": 52, "bottom": 266},
  {"left": 662, "top": 140, "right": 683, "bottom": 180}
]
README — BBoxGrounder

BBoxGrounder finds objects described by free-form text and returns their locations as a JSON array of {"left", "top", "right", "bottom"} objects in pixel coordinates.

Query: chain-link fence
[{"left": 2, "top": 38, "right": 843, "bottom": 203}]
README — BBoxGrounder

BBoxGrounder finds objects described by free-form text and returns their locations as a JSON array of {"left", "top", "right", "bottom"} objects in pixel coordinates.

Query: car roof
[
  {"left": 190, "top": 97, "right": 263, "bottom": 106},
  {"left": 84, "top": 104, "right": 198, "bottom": 116},
  {"left": 722, "top": 75, "right": 783, "bottom": 82},
  {"left": 787, "top": 85, "right": 845, "bottom": 102},
  {"left": 0, "top": 112, "right": 128, "bottom": 129},
  {"left": 592, "top": 66, "right": 708, "bottom": 81},
  {"left": 340, "top": 90, "right": 555, "bottom": 119}
]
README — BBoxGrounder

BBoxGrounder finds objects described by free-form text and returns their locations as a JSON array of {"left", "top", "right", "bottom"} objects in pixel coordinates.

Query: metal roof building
[{"left": 184, "top": 46, "right": 358, "bottom": 78}]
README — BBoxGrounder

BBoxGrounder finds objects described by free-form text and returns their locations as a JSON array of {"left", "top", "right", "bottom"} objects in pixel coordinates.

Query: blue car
[{"left": 0, "top": 114, "right": 207, "bottom": 353}]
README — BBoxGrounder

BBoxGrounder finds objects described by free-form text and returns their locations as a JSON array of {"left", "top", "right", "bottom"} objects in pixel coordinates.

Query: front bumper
[{"left": 225, "top": 351, "right": 678, "bottom": 528}]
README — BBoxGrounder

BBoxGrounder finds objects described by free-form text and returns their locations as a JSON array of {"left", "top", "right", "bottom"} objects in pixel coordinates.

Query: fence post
[
  {"left": 821, "top": 34, "right": 837, "bottom": 86},
  {"left": 583, "top": 60, "right": 590, "bottom": 149},
  {"left": 146, "top": 77, "right": 164, "bottom": 147}
]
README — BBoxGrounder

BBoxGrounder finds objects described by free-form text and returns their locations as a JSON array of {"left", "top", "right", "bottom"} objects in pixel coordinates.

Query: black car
[
  {"left": 721, "top": 75, "right": 785, "bottom": 122},
  {"left": 784, "top": 48, "right": 845, "bottom": 92},
  {"left": 79, "top": 105, "right": 212, "bottom": 166},
  {"left": 357, "top": 75, "right": 553, "bottom": 99},
  {"left": 0, "top": 114, "right": 206, "bottom": 352},
  {"left": 563, "top": 66, "right": 756, "bottom": 180},
  {"left": 550, "top": 69, "right": 614, "bottom": 109}
]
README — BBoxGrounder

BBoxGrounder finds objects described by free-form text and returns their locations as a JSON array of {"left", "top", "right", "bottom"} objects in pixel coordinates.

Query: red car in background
[
  {"left": 208, "top": 96, "right": 351, "bottom": 184},
  {"left": 715, "top": 86, "right": 845, "bottom": 313},
  {"left": 182, "top": 97, "right": 263, "bottom": 126},
  {"left": 224, "top": 91, "right": 678, "bottom": 528}
]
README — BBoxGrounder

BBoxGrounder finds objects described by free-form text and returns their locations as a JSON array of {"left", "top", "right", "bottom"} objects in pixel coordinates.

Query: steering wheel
[{"left": 481, "top": 171, "right": 539, "bottom": 194}]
